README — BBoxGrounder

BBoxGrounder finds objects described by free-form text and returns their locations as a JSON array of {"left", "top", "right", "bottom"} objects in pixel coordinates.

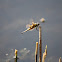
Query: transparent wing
[
  {"left": 30, "top": 18, "right": 34, "bottom": 25},
  {"left": 32, "top": 19, "right": 34, "bottom": 24},
  {"left": 26, "top": 24, "right": 31, "bottom": 28}
]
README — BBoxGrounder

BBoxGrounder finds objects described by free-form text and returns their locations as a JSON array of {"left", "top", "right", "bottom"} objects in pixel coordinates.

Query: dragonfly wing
[
  {"left": 30, "top": 18, "right": 34, "bottom": 25},
  {"left": 26, "top": 24, "right": 31, "bottom": 28},
  {"left": 32, "top": 19, "right": 34, "bottom": 25}
]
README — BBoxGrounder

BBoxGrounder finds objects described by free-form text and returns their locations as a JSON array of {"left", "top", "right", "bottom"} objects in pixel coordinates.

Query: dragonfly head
[{"left": 37, "top": 22, "right": 40, "bottom": 26}]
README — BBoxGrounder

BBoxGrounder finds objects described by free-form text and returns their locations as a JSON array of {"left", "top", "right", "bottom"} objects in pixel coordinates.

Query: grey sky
[{"left": 0, "top": 0, "right": 62, "bottom": 62}]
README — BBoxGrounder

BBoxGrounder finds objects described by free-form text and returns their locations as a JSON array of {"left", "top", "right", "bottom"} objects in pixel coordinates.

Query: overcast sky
[{"left": 0, "top": 0, "right": 62, "bottom": 62}]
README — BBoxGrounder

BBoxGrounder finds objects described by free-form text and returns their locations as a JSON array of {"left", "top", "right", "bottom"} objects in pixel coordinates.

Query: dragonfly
[{"left": 21, "top": 20, "right": 40, "bottom": 34}]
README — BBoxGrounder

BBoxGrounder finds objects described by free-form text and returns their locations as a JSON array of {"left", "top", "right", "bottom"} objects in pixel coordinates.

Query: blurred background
[{"left": 0, "top": 0, "right": 62, "bottom": 62}]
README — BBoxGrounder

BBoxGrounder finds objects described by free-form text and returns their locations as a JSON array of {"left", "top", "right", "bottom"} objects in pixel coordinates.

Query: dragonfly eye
[{"left": 38, "top": 24, "right": 40, "bottom": 25}]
